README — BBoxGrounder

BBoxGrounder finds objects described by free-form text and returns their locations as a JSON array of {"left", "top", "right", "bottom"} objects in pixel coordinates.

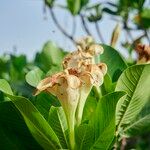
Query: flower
[
  {"left": 62, "top": 43, "right": 104, "bottom": 69},
  {"left": 35, "top": 70, "right": 81, "bottom": 150},
  {"left": 35, "top": 71, "right": 81, "bottom": 119},
  {"left": 35, "top": 36, "right": 107, "bottom": 149},
  {"left": 68, "top": 63, "right": 107, "bottom": 125}
]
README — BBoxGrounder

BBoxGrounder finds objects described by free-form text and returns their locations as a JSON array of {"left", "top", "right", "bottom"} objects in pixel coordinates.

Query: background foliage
[{"left": 0, "top": 0, "right": 150, "bottom": 149}]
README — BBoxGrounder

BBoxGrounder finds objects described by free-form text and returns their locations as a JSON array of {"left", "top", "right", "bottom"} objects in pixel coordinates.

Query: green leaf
[
  {"left": 34, "top": 41, "right": 66, "bottom": 72},
  {"left": 67, "top": 0, "right": 80, "bottom": 15},
  {"left": 25, "top": 68, "right": 45, "bottom": 87},
  {"left": 101, "top": 74, "right": 116, "bottom": 96},
  {"left": 82, "top": 95, "right": 97, "bottom": 122},
  {"left": 100, "top": 45, "right": 127, "bottom": 82},
  {"left": 48, "top": 106, "right": 68, "bottom": 149},
  {"left": 46, "top": 65, "right": 63, "bottom": 76},
  {"left": 0, "top": 79, "right": 13, "bottom": 95},
  {"left": 115, "top": 64, "right": 150, "bottom": 131},
  {"left": 11, "top": 55, "right": 27, "bottom": 72},
  {"left": 75, "top": 124, "right": 94, "bottom": 150},
  {"left": 123, "top": 114, "right": 150, "bottom": 137},
  {"left": 0, "top": 101, "right": 42, "bottom": 150},
  {"left": 0, "top": 79, "right": 61, "bottom": 150},
  {"left": 34, "top": 92, "right": 60, "bottom": 120},
  {"left": 90, "top": 92, "right": 125, "bottom": 150}
]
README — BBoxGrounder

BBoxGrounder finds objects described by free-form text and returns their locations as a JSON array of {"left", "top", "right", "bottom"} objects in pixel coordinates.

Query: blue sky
[{"left": 0, "top": 0, "right": 147, "bottom": 59}]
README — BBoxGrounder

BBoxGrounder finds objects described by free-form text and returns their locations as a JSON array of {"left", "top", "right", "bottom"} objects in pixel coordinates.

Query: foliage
[
  {"left": 44, "top": 0, "right": 149, "bottom": 61},
  {"left": 0, "top": 40, "right": 150, "bottom": 149}
]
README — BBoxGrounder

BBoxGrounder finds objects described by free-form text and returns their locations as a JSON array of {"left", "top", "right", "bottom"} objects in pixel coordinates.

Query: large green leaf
[
  {"left": 34, "top": 92, "right": 60, "bottom": 120},
  {"left": 115, "top": 64, "right": 150, "bottom": 131},
  {"left": 75, "top": 124, "right": 94, "bottom": 150},
  {"left": 101, "top": 74, "right": 116, "bottom": 96},
  {"left": 25, "top": 68, "right": 45, "bottom": 87},
  {"left": 100, "top": 45, "right": 127, "bottom": 82},
  {"left": 123, "top": 114, "right": 150, "bottom": 137},
  {"left": 48, "top": 106, "right": 68, "bottom": 149},
  {"left": 0, "top": 101, "right": 42, "bottom": 150},
  {"left": 90, "top": 92, "right": 125, "bottom": 150},
  {"left": 82, "top": 95, "right": 97, "bottom": 122},
  {"left": 0, "top": 79, "right": 61, "bottom": 150},
  {"left": 34, "top": 41, "right": 66, "bottom": 72}
]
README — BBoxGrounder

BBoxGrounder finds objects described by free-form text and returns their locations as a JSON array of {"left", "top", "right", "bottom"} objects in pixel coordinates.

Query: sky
[{"left": 0, "top": 0, "right": 148, "bottom": 60}]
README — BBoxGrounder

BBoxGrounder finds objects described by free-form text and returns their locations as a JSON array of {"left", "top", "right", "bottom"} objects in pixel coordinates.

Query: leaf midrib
[
  {"left": 123, "top": 114, "right": 150, "bottom": 132},
  {"left": 117, "top": 67, "right": 144, "bottom": 130}
]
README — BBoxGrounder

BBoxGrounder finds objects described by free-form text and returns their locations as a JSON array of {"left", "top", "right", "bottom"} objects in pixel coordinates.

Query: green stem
[
  {"left": 68, "top": 120, "right": 75, "bottom": 150},
  {"left": 76, "top": 96, "right": 86, "bottom": 126},
  {"left": 93, "top": 86, "right": 101, "bottom": 100},
  {"left": 76, "top": 86, "right": 92, "bottom": 126},
  {"left": 61, "top": 102, "right": 76, "bottom": 150}
]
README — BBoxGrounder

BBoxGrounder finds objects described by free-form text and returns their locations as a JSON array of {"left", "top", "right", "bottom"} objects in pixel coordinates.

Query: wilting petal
[
  {"left": 98, "top": 63, "right": 107, "bottom": 75},
  {"left": 35, "top": 72, "right": 63, "bottom": 95},
  {"left": 87, "top": 44, "right": 104, "bottom": 56},
  {"left": 76, "top": 36, "right": 94, "bottom": 50},
  {"left": 62, "top": 50, "right": 93, "bottom": 69},
  {"left": 82, "top": 63, "right": 107, "bottom": 87}
]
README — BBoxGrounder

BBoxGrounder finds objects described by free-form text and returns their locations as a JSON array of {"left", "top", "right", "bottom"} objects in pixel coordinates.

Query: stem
[
  {"left": 71, "top": 18, "right": 76, "bottom": 37},
  {"left": 144, "top": 30, "right": 150, "bottom": 44},
  {"left": 120, "top": 138, "right": 127, "bottom": 150},
  {"left": 95, "top": 21, "right": 105, "bottom": 43},
  {"left": 76, "top": 98, "right": 84, "bottom": 126},
  {"left": 76, "top": 86, "right": 92, "bottom": 126},
  {"left": 68, "top": 113, "right": 75, "bottom": 150},
  {"left": 60, "top": 101, "right": 76, "bottom": 150},
  {"left": 80, "top": 14, "right": 92, "bottom": 36},
  {"left": 93, "top": 86, "right": 101, "bottom": 100},
  {"left": 49, "top": 8, "right": 76, "bottom": 44}
]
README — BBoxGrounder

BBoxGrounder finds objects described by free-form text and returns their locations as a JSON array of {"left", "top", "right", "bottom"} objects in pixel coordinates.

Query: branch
[
  {"left": 80, "top": 14, "right": 92, "bottom": 36},
  {"left": 71, "top": 17, "right": 76, "bottom": 37},
  {"left": 49, "top": 8, "right": 75, "bottom": 44},
  {"left": 95, "top": 21, "right": 105, "bottom": 43},
  {"left": 120, "top": 138, "right": 127, "bottom": 150},
  {"left": 144, "top": 30, "right": 150, "bottom": 44}
]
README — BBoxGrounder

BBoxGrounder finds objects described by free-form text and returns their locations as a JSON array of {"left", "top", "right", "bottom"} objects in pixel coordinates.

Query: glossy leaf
[
  {"left": 123, "top": 114, "right": 150, "bottom": 137},
  {"left": 115, "top": 64, "right": 150, "bottom": 131},
  {"left": 90, "top": 92, "right": 125, "bottom": 150},
  {"left": 25, "top": 68, "right": 45, "bottom": 87},
  {"left": 0, "top": 101, "right": 42, "bottom": 150},
  {"left": 34, "top": 41, "right": 66, "bottom": 72},
  {"left": 48, "top": 106, "right": 68, "bottom": 148},
  {"left": 0, "top": 79, "right": 61, "bottom": 150},
  {"left": 100, "top": 45, "right": 127, "bottom": 82},
  {"left": 0, "top": 79, "right": 13, "bottom": 95},
  {"left": 101, "top": 74, "right": 116, "bottom": 96},
  {"left": 75, "top": 124, "right": 94, "bottom": 150},
  {"left": 82, "top": 95, "right": 97, "bottom": 122}
]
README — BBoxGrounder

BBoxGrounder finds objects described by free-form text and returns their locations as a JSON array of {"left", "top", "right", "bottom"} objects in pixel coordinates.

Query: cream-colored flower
[
  {"left": 67, "top": 63, "right": 107, "bottom": 125},
  {"left": 35, "top": 71, "right": 81, "bottom": 108},
  {"left": 35, "top": 71, "right": 81, "bottom": 150},
  {"left": 62, "top": 44, "right": 104, "bottom": 69},
  {"left": 35, "top": 36, "right": 107, "bottom": 149},
  {"left": 75, "top": 36, "right": 94, "bottom": 50}
]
